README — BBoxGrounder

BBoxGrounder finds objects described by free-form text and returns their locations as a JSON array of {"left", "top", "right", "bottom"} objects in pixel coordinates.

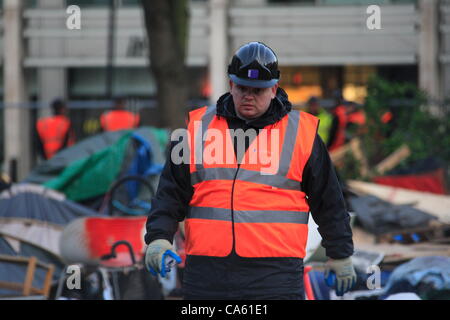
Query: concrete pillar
[
  {"left": 37, "top": 0, "right": 67, "bottom": 117},
  {"left": 440, "top": 0, "right": 450, "bottom": 100},
  {"left": 3, "top": 0, "right": 31, "bottom": 181},
  {"left": 419, "top": 0, "right": 440, "bottom": 100},
  {"left": 209, "top": 0, "right": 229, "bottom": 104}
]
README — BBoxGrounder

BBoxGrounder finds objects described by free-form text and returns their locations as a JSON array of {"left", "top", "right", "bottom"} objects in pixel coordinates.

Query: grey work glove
[
  {"left": 324, "top": 257, "right": 357, "bottom": 296},
  {"left": 144, "top": 239, "right": 180, "bottom": 277}
]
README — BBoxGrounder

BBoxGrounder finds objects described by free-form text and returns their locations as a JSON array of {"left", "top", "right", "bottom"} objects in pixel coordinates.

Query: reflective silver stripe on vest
[
  {"left": 188, "top": 206, "right": 232, "bottom": 221},
  {"left": 235, "top": 210, "right": 309, "bottom": 224},
  {"left": 189, "top": 207, "right": 309, "bottom": 224},
  {"left": 194, "top": 106, "right": 216, "bottom": 172},
  {"left": 277, "top": 110, "right": 300, "bottom": 177},
  {"left": 191, "top": 167, "right": 301, "bottom": 190}
]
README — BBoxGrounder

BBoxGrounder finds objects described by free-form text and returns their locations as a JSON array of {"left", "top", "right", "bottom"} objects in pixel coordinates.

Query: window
[
  {"left": 343, "top": 66, "right": 376, "bottom": 104},
  {"left": 278, "top": 66, "right": 323, "bottom": 104},
  {"left": 68, "top": 67, "right": 156, "bottom": 98}
]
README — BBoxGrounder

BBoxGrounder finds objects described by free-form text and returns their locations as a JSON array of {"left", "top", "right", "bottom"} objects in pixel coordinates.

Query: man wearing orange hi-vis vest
[
  {"left": 144, "top": 42, "right": 356, "bottom": 299},
  {"left": 36, "top": 99, "right": 75, "bottom": 160},
  {"left": 100, "top": 97, "right": 140, "bottom": 132}
]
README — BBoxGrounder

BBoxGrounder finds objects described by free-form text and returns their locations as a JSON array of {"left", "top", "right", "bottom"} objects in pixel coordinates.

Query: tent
[
  {"left": 0, "top": 184, "right": 101, "bottom": 297},
  {"left": 0, "top": 183, "right": 100, "bottom": 257},
  {"left": 25, "top": 127, "right": 168, "bottom": 206},
  {"left": 26, "top": 127, "right": 168, "bottom": 185}
]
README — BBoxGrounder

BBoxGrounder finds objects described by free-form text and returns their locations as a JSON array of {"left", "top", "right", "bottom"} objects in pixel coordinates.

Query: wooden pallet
[
  {"left": 375, "top": 222, "right": 450, "bottom": 244},
  {"left": 0, "top": 255, "right": 55, "bottom": 299}
]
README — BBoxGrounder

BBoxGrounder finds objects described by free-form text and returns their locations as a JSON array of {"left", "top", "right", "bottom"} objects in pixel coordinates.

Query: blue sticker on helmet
[{"left": 248, "top": 69, "right": 259, "bottom": 79}]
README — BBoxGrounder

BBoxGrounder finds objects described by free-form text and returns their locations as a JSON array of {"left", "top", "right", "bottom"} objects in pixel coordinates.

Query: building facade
[
  {"left": 1, "top": 0, "right": 448, "bottom": 179},
  {"left": 1, "top": 0, "right": 448, "bottom": 104}
]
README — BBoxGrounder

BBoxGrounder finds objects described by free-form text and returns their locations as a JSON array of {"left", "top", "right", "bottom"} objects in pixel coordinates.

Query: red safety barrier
[{"left": 304, "top": 265, "right": 315, "bottom": 300}]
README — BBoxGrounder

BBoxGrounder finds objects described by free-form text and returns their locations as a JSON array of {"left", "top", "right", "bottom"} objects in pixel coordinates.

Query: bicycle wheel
[{"left": 108, "top": 175, "right": 155, "bottom": 216}]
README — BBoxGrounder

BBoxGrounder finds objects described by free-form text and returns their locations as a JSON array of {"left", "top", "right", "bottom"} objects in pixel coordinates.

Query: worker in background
[
  {"left": 346, "top": 101, "right": 393, "bottom": 138},
  {"left": 346, "top": 101, "right": 366, "bottom": 126},
  {"left": 100, "top": 97, "right": 140, "bottom": 132},
  {"left": 36, "top": 99, "right": 75, "bottom": 160},
  {"left": 327, "top": 92, "right": 348, "bottom": 152},
  {"left": 306, "top": 96, "right": 333, "bottom": 145},
  {"left": 144, "top": 42, "right": 356, "bottom": 300},
  {"left": 346, "top": 101, "right": 367, "bottom": 137}
]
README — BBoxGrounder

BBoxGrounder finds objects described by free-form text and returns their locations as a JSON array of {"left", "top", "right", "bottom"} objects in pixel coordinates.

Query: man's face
[{"left": 230, "top": 81, "right": 278, "bottom": 119}]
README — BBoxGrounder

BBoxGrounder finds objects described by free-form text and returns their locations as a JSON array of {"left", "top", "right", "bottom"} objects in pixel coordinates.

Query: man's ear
[
  {"left": 271, "top": 83, "right": 279, "bottom": 98},
  {"left": 229, "top": 80, "right": 234, "bottom": 91}
]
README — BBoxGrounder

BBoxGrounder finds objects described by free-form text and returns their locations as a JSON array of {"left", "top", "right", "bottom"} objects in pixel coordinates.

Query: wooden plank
[
  {"left": 329, "top": 138, "right": 370, "bottom": 177},
  {"left": 375, "top": 222, "right": 450, "bottom": 244},
  {"left": 23, "top": 257, "right": 37, "bottom": 296},
  {"left": 41, "top": 265, "right": 55, "bottom": 298},
  {"left": 0, "top": 255, "right": 55, "bottom": 299},
  {"left": 0, "top": 254, "right": 32, "bottom": 264},
  {"left": 349, "top": 138, "right": 369, "bottom": 177},
  {"left": 329, "top": 140, "right": 352, "bottom": 163},
  {"left": 374, "top": 144, "right": 411, "bottom": 175},
  {"left": 0, "top": 254, "right": 54, "bottom": 270},
  {"left": 0, "top": 282, "right": 42, "bottom": 296},
  {"left": 353, "top": 227, "right": 450, "bottom": 263},
  {"left": 0, "top": 281, "right": 24, "bottom": 292}
]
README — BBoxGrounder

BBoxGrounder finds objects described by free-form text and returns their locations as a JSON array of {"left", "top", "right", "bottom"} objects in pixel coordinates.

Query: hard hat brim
[{"left": 229, "top": 75, "right": 279, "bottom": 89}]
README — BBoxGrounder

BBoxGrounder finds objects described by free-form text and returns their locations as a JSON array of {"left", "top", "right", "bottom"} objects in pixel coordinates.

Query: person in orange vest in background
[
  {"left": 144, "top": 42, "right": 356, "bottom": 300},
  {"left": 36, "top": 99, "right": 75, "bottom": 160},
  {"left": 346, "top": 101, "right": 367, "bottom": 137},
  {"left": 327, "top": 92, "right": 348, "bottom": 152},
  {"left": 100, "top": 97, "right": 140, "bottom": 132},
  {"left": 346, "top": 101, "right": 366, "bottom": 126}
]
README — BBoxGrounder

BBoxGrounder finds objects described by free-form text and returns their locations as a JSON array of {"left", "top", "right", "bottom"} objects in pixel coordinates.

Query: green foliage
[
  {"left": 361, "top": 75, "right": 449, "bottom": 172},
  {"left": 339, "top": 151, "right": 363, "bottom": 182}
]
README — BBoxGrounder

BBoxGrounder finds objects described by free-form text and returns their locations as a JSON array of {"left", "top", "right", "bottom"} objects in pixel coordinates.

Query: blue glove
[
  {"left": 145, "top": 239, "right": 182, "bottom": 278},
  {"left": 148, "top": 249, "right": 182, "bottom": 278}
]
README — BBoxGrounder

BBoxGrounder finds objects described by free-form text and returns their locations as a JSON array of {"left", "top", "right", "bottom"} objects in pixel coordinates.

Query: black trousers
[
  {"left": 183, "top": 293, "right": 305, "bottom": 300},
  {"left": 181, "top": 253, "right": 305, "bottom": 300}
]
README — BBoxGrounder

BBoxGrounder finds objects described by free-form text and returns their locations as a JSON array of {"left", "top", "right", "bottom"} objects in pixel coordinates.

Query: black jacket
[{"left": 145, "top": 88, "right": 353, "bottom": 299}]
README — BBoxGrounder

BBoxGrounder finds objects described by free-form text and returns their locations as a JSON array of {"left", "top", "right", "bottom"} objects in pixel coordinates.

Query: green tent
[{"left": 26, "top": 127, "right": 169, "bottom": 202}]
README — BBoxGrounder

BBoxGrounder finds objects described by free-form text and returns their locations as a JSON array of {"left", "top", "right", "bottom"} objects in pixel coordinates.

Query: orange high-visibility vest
[
  {"left": 328, "top": 105, "right": 348, "bottom": 152},
  {"left": 347, "top": 110, "right": 366, "bottom": 126},
  {"left": 381, "top": 111, "right": 393, "bottom": 124},
  {"left": 36, "top": 115, "right": 74, "bottom": 159},
  {"left": 100, "top": 110, "right": 140, "bottom": 132},
  {"left": 184, "top": 106, "right": 318, "bottom": 258}
]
